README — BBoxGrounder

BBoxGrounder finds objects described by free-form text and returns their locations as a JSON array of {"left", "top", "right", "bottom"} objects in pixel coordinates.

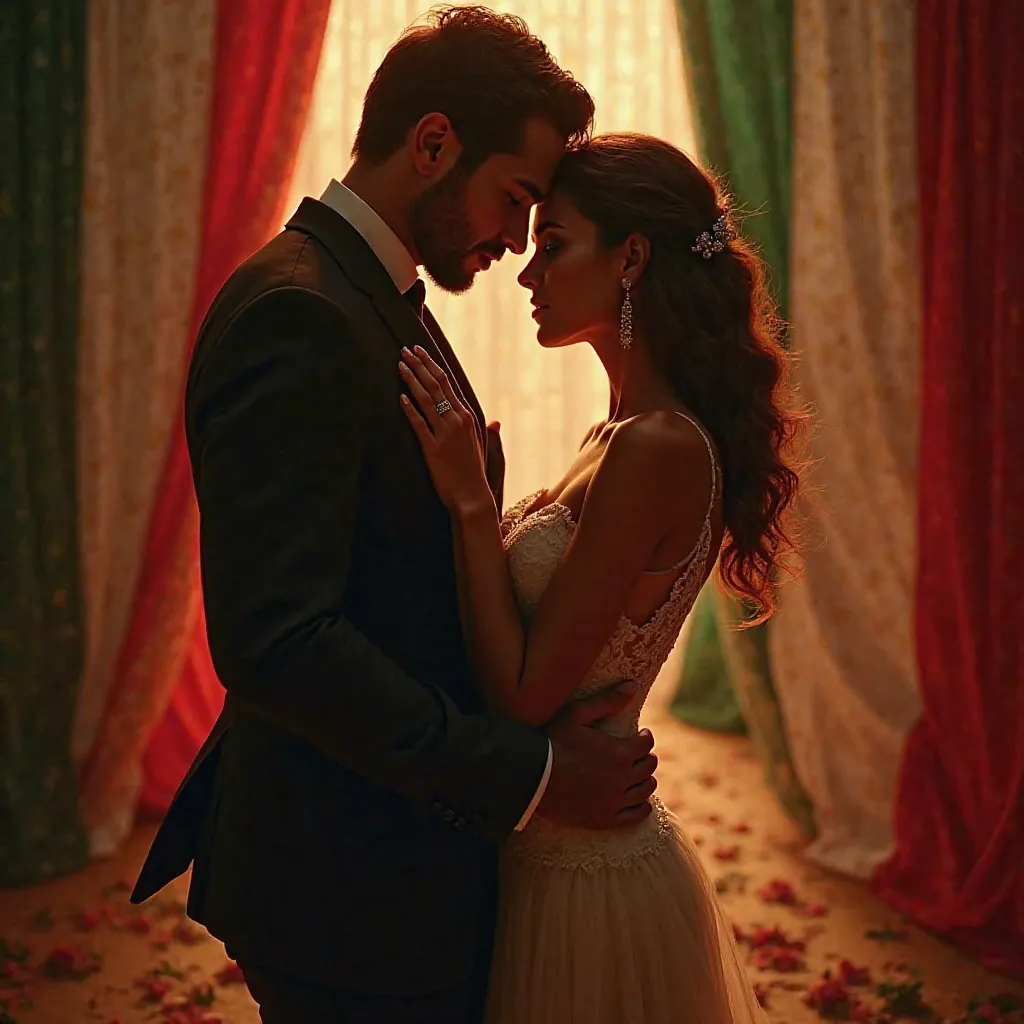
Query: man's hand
[{"left": 537, "top": 687, "right": 658, "bottom": 830}]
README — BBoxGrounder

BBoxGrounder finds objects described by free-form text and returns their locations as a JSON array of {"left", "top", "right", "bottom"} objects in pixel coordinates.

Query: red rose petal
[
  {"left": 40, "top": 945, "right": 103, "bottom": 979},
  {"left": 850, "top": 1000, "right": 874, "bottom": 1021},
  {"left": 799, "top": 902, "right": 829, "bottom": 918},
  {"left": 838, "top": 959, "right": 872, "bottom": 986},
  {"left": 754, "top": 946, "right": 804, "bottom": 972},
  {"left": 749, "top": 925, "right": 804, "bottom": 950},
  {"left": 214, "top": 960, "right": 246, "bottom": 986},
  {"left": 757, "top": 878, "right": 798, "bottom": 905},
  {"left": 136, "top": 974, "right": 172, "bottom": 1001},
  {"left": 75, "top": 908, "right": 103, "bottom": 932}
]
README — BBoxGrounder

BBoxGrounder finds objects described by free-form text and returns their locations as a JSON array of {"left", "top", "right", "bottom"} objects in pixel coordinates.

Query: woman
[{"left": 398, "top": 133, "right": 802, "bottom": 1023}]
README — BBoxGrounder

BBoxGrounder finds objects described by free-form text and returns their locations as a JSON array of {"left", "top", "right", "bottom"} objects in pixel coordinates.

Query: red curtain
[
  {"left": 80, "top": 0, "right": 331, "bottom": 834},
  {"left": 871, "top": 3, "right": 1024, "bottom": 979},
  {"left": 139, "top": 605, "right": 224, "bottom": 816}
]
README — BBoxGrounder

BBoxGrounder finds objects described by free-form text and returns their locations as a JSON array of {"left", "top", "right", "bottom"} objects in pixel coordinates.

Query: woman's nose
[{"left": 518, "top": 257, "right": 541, "bottom": 290}]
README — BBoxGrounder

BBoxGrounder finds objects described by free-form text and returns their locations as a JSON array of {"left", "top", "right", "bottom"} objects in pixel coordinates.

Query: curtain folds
[
  {"left": 872, "top": 2, "right": 1024, "bottom": 977},
  {"left": 770, "top": 0, "right": 921, "bottom": 879},
  {"left": 78, "top": 0, "right": 332, "bottom": 854},
  {"left": 73, "top": 0, "right": 216, "bottom": 780},
  {"left": 0, "top": 0, "right": 90, "bottom": 887},
  {"left": 671, "top": 0, "right": 813, "bottom": 836}
]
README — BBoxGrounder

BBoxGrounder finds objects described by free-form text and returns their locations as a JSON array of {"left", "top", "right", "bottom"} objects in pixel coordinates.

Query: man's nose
[{"left": 504, "top": 208, "right": 531, "bottom": 255}]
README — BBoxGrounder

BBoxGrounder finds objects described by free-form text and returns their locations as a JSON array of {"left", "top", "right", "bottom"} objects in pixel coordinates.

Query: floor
[{"left": 2, "top": 651, "right": 1021, "bottom": 1024}]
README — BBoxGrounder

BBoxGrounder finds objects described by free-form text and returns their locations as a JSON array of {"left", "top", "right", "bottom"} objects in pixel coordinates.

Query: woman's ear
[{"left": 621, "top": 232, "right": 651, "bottom": 284}]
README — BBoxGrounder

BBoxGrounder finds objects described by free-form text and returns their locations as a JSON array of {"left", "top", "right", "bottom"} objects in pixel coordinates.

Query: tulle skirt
[{"left": 485, "top": 799, "right": 768, "bottom": 1024}]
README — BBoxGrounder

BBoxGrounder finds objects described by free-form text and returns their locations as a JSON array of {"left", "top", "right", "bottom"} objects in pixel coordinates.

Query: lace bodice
[
  {"left": 501, "top": 496, "right": 711, "bottom": 739},
  {"left": 499, "top": 416, "right": 718, "bottom": 870},
  {"left": 500, "top": 416, "right": 716, "bottom": 740}
]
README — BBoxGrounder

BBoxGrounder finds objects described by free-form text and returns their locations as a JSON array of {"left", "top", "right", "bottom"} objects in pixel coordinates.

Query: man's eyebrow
[{"left": 516, "top": 177, "right": 545, "bottom": 203}]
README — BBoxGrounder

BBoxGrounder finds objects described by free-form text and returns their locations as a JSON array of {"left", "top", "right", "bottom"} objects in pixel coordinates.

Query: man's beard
[{"left": 410, "top": 162, "right": 479, "bottom": 294}]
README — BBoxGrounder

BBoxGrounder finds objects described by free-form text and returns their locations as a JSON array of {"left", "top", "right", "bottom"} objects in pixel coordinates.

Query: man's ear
[{"left": 410, "top": 112, "right": 462, "bottom": 179}]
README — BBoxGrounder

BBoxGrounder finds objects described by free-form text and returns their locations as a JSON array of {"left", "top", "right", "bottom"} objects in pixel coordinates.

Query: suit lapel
[
  {"left": 422, "top": 305, "right": 504, "bottom": 510},
  {"left": 284, "top": 199, "right": 450, "bottom": 387},
  {"left": 285, "top": 198, "right": 497, "bottom": 491},
  {"left": 421, "top": 305, "right": 485, "bottom": 444}
]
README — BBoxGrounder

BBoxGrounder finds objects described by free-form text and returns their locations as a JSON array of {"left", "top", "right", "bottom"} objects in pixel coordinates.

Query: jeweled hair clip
[{"left": 691, "top": 213, "right": 735, "bottom": 260}]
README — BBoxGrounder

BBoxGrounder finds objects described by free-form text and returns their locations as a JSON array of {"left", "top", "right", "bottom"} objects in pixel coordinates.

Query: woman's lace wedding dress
[{"left": 485, "top": 416, "right": 768, "bottom": 1024}]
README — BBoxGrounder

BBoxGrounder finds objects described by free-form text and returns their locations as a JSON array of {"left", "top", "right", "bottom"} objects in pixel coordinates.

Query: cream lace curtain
[
  {"left": 769, "top": 0, "right": 921, "bottom": 878},
  {"left": 283, "top": 0, "right": 696, "bottom": 505}
]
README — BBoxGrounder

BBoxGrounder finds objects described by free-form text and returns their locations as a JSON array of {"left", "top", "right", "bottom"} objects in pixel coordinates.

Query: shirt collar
[{"left": 319, "top": 179, "right": 419, "bottom": 294}]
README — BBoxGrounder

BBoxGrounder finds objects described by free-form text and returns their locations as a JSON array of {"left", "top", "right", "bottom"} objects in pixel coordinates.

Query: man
[{"left": 133, "top": 8, "right": 658, "bottom": 1022}]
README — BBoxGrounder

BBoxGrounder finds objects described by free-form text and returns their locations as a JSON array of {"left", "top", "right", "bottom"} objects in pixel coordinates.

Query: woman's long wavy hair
[{"left": 552, "top": 133, "right": 806, "bottom": 622}]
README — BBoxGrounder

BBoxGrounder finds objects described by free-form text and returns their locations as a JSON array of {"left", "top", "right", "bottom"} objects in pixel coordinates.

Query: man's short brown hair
[{"left": 352, "top": 5, "right": 594, "bottom": 164}]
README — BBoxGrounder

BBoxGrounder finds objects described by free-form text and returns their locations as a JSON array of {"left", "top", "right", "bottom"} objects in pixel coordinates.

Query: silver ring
[{"left": 435, "top": 399, "right": 453, "bottom": 415}]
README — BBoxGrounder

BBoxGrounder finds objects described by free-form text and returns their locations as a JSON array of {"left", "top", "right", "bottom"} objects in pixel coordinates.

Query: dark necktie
[
  {"left": 403, "top": 278, "right": 426, "bottom": 319},
  {"left": 398, "top": 277, "right": 499, "bottom": 504},
  {"left": 399, "top": 277, "right": 481, "bottom": 441}
]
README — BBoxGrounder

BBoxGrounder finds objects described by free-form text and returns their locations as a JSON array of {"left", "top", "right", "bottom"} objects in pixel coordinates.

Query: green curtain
[
  {"left": 0, "top": 0, "right": 90, "bottom": 885},
  {"left": 671, "top": 0, "right": 816, "bottom": 837},
  {"left": 670, "top": 588, "right": 746, "bottom": 732}
]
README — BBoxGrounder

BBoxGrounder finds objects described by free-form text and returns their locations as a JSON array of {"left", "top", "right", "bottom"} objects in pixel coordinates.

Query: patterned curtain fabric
[
  {"left": 671, "top": 0, "right": 815, "bottom": 837},
  {"left": 872, "top": 2, "right": 1024, "bottom": 978},
  {"left": 77, "top": 0, "right": 332, "bottom": 855},
  {"left": 0, "top": 0, "right": 89, "bottom": 886},
  {"left": 73, "top": 0, "right": 216, "bottom": 787},
  {"left": 770, "top": 0, "right": 921, "bottom": 879}
]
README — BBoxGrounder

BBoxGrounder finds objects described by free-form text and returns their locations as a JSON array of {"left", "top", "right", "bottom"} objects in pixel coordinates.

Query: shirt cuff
[{"left": 513, "top": 740, "right": 552, "bottom": 831}]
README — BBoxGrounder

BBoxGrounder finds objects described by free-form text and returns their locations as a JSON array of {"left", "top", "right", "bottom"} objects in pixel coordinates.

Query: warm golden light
[{"left": 284, "top": 0, "right": 696, "bottom": 503}]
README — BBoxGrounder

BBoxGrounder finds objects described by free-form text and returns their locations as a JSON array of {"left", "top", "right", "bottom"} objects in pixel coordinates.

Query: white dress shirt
[{"left": 318, "top": 180, "right": 552, "bottom": 831}]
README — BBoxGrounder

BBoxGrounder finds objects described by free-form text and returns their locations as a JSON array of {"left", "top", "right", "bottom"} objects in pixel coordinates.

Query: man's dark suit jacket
[{"left": 131, "top": 198, "right": 549, "bottom": 995}]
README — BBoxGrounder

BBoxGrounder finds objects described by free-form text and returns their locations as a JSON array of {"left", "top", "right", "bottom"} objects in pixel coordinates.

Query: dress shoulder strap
[
  {"left": 642, "top": 412, "right": 719, "bottom": 577},
  {"left": 674, "top": 411, "right": 718, "bottom": 514}
]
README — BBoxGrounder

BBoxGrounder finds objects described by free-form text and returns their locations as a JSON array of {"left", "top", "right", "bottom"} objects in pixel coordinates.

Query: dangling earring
[{"left": 619, "top": 277, "right": 633, "bottom": 351}]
